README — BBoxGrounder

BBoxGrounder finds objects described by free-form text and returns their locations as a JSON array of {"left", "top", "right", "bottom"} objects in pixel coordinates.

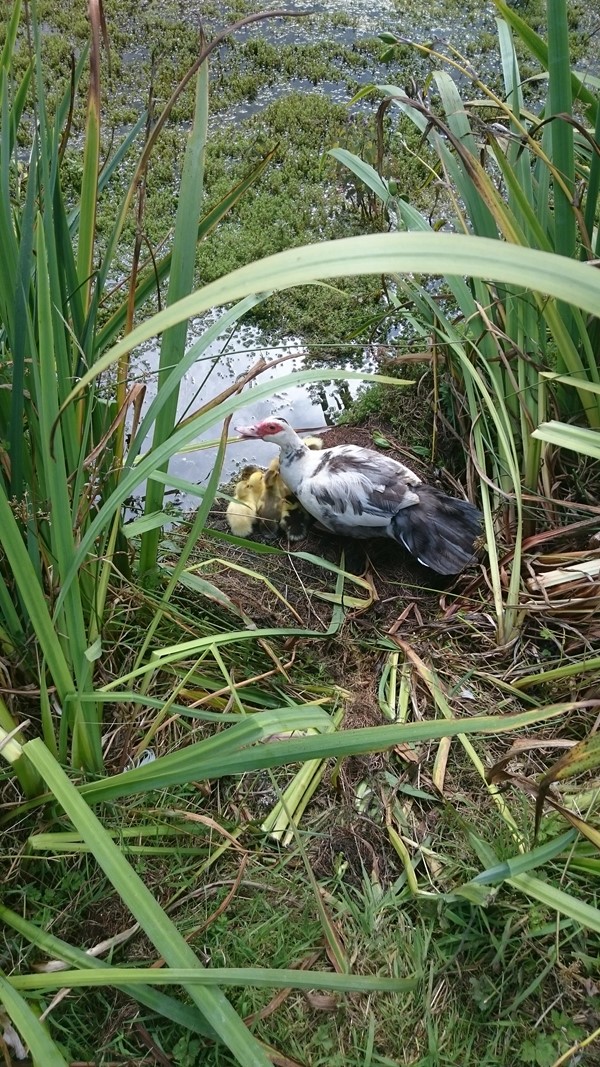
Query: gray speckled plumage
[{"left": 235, "top": 418, "right": 481, "bottom": 575}]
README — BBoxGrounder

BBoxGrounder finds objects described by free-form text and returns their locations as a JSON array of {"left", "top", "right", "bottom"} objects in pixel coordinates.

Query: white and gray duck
[{"left": 235, "top": 417, "right": 481, "bottom": 575}]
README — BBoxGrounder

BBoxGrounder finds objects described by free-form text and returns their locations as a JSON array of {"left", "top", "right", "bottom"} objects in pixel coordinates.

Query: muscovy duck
[{"left": 235, "top": 417, "right": 481, "bottom": 574}]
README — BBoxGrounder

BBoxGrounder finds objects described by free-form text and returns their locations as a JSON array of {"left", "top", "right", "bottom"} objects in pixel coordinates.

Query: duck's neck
[
  {"left": 278, "top": 428, "right": 307, "bottom": 461},
  {"left": 277, "top": 430, "right": 310, "bottom": 489}
]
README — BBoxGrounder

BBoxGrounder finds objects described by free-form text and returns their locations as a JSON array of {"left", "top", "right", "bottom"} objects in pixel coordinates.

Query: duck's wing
[{"left": 297, "top": 446, "right": 421, "bottom": 529}]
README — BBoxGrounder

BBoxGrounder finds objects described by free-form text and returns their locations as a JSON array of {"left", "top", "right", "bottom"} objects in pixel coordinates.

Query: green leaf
[
  {"left": 122, "top": 512, "right": 172, "bottom": 538},
  {"left": 10, "top": 966, "right": 418, "bottom": 995},
  {"left": 59, "top": 233, "right": 600, "bottom": 408},
  {"left": 0, "top": 904, "right": 212, "bottom": 1039},
  {"left": 532, "top": 421, "right": 600, "bottom": 460},
  {"left": 76, "top": 701, "right": 576, "bottom": 806},
  {"left": 84, "top": 637, "right": 102, "bottom": 663},
  {"left": 22, "top": 739, "right": 272, "bottom": 1067},
  {"left": 469, "top": 833, "right": 600, "bottom": 934},
  {"left": 0, "top": 968, "right": 68, "bottom": 1067}
]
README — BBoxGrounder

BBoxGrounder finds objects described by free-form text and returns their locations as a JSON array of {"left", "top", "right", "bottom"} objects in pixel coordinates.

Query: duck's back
[{"left": 281, "top": 444, "right": 422, "bottom": 535}]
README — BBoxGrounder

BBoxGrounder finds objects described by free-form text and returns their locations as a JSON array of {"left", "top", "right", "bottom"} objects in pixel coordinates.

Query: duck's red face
[{"left": 236, "top": 418, "right": 290, "bottom": 440}]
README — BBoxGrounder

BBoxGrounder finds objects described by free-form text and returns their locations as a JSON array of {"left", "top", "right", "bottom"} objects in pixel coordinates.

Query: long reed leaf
[
  {"left": 10, "top": 967, "right": 418, "bottom": 994},
  {"left": 0, "top": 904, "right": 212, "bottom": 1038},
  {"left": 23, "top": 738, "right": 272, "bottom": 1067},
  {"left": 57, "top": 234, "right": 600, "bottom": 408},
  {"left": 0, "top": 969, "right": 68, "bottom": 1067},
  {"left": 470, "top": 833, "right": 600, "bottom": 934},
  {"left": 77, "top": 701, "right": 578, "bottom": 806},
  {"left": 140, "top": 53, "right": 210, "bottom": 574}
]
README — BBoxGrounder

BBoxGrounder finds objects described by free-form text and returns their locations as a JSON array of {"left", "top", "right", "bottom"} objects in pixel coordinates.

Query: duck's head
[{"left": 235, "top": 416, "right": 296, "bottom": 446}]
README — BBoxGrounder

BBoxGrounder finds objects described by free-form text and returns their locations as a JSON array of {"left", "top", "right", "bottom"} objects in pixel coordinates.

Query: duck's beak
[{"left": 235, "top": 424, "right": 260, "bottom": 438}]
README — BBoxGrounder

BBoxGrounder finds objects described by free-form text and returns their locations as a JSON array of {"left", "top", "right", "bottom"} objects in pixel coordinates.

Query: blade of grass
[
  {"left": 139, "top": 50, "right": 210, "bottom": 573},
  {"left": 469, "top": 832, "right": 600, "bottom": 934},
  {"left": 0, "top": 969, "right": 68, "bottom": 1067},
  {"left": 75, "top": 700, "right": 580, "bottom": 807},
  {"left": 56, "top": 233, "right": 600, "bottom": 409},
  {"left": 76, "top": 0, "right": 101, "bottom": 312},
  {"left": 532, "top": 422, "right": 600, "bottom": 460},
  {"left": 0, "top": 904, "right": 213, "bottom": 1039},
  {"left": 22, "top": 739, "right": 273, "bottom": 1067},
  {"left": 10, "top": 967, "right": 418, "bottom": 994},
  {"left": 394, "top": 638, "right": 522, "bottom": 839}
]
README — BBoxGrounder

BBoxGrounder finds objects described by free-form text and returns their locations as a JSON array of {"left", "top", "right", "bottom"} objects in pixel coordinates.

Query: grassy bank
[{"left": 1, "top": 0, "right": 600, "bottom": 1064}]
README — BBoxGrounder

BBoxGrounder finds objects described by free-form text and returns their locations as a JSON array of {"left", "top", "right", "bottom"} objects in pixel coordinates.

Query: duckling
[
  {"left": 225, "top": 466, "right": 264, "bottom": 537},
  {"left": 256, "top": 465, "right": 288, "bottom": 539},
  {"left": 304, "top": 436, "right": 324, "bottom": 452},
  {"left": 279, "top": 496, "right": 313, "bottom": 541},
  {"left": 227, "top": 438, "right": 324, "bottom": 541}
]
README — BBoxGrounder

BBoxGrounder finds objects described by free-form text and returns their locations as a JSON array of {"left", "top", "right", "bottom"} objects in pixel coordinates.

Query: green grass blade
[
  {"left": 585, "top": 102, "right": 600, "bottom": 256},
  {"left": 77, "top": 701, "right": 577, "bottom": 806},
  {"left": 0, "top": 85, "right": 18, "bottom": 335},
  {"left": 57, "top": 234, "right": 600, "bottom": 408},
  {"left": 531, "top": 421, "right": 600, "bottom": 460},
  {"left": 0, "top": 904, "right": 212, "bottom": 1038},
  {"left": 546, "top": 0, "right": 576, "bottom": 258},
  {"left": 468, "top": 831, "right": 577, "bottom": 885},
  {"left": 76, "top": 0, "right": 101, "bottom": 311},
  {"left": 9, "top": 142, "right": 37, "bottom": 499},
  {"left": 11, "top": 967, "right": 418, "bottom": 994},
  {"left": 22, "top": 738, "right": 271, "bottom": 1067},
  {"left": 470, "top": 834, "right": 600, "bottom": 934},
  {"left": 492, "top": 0, "right": 597, "bottom": 123},
  {"left": 0, "top": 968, "right": 68, "bottom": 1067},
  {"left": 139, "top": 57, "right": 210, "bottom": 574},
  {"left": 0, "top": 483, "right": 73, "bottom": 693},
  {"left": 0, "top": 0, "right": 22, "bottom": 71},
  {"left": 34, "top": 220, "right": 97, "bottom": 767},
  {"left": 133, "top": 421, "right": 232, "bottom": 661},
  {"left": 329, "top": 147, "right": 392, "bottom": 203}
]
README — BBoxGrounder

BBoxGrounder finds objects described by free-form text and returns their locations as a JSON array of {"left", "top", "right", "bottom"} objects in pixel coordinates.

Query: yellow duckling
[
  {"left": 304, "top": 436, "right": 324, "bottom": 451},
  {"left": 256, "top": 464, "right": 293, "bottom": 538},
  {"left": 225, "top": 466, "right": 264, "bottom": 537},
  {"left": 226, "top": 438, "right": 324, "bottom": 541}
]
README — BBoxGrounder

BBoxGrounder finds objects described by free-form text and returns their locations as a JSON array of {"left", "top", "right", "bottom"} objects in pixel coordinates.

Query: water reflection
[{"left": 134, "top": 317, "right": 358, "bottom": 509}]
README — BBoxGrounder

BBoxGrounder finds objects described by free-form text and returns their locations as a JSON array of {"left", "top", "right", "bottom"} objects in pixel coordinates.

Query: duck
[
  {"left": 235, "top": 417, "right": 481, "bottom": 574},
  {"left": 225, "top": 466, "right": 264, "bottom": 537}
]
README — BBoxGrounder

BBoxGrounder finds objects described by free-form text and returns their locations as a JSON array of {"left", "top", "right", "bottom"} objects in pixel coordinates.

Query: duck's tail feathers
[{"left": 391, "top": 485, "right": 481, "bottom": 575}]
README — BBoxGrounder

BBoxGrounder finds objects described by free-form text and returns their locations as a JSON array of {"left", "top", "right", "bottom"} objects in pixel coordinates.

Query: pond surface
[{"left": 136, "top": 321, "right": 362, "bottom": 508}]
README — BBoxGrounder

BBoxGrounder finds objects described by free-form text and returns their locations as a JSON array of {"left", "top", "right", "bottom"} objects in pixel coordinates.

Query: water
[{"left": 134, "top": 319, "right": 360, "bottom": 508}]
